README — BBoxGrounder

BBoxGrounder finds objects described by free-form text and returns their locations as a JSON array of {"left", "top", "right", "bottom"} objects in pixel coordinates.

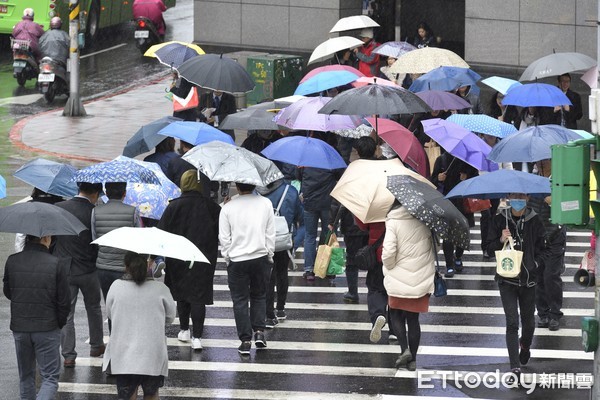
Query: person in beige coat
[{"left": 382, "top": 203, "right": 435, "bottom": 371}]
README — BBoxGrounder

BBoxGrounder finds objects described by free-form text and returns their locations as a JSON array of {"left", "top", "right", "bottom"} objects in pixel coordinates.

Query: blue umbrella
[
  {"left": 481, "top": 76, "right": 522, "bottom": 95},
  {"left": 445, "top": 169, "right": 551, "bottom": 199},
  {"left": 154, "top": 44, "right": 202, "bottom": 68},
  {"left": 158, "top": 121, "right": 234, "bottom": 146},
  {"left": 14, "top": 158, "right": 78, "bottom": 198},
  {"left": 294, "top": 70, "right": 359, "bottom": 96},
  {"left": 261, "top": 136, "right": 347, "bottom": 170},
  {"left": 122, "top": 116, "right": 181, "bottom": 158},
  {"left": 409, "top": 66, "right": 481, "bottom": 92},
  {"left": 447, "top": 114, "right": 517, "bottom": 138},
  {"left": 501, "top": 83, "right": 572, "bottom": 107},
  {"left": 74, "top": 159, "right": 161, "bottom": 185},
  {"left": 487, "top": 124, "right": 581, "bottom": 163},
  {"left": 0, "top": 174, "right": 5, "bottom": 199}
]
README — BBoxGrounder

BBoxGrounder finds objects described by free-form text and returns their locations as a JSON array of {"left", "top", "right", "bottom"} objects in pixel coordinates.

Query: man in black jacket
[
  {"left": 4, "top": 234, "right": 70, "bottom": 399},
  {"left": 199, "top": 90, "right": 237, "bottom": 141},
  {"left": 553, "top": 73, "right": 583, "bottom": 129},
  {"left": 52, "top": 182, "right": 105, "bottom": 367}
]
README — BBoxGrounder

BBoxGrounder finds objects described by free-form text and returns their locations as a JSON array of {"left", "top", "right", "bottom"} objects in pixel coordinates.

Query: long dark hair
[{"left": 124, "top": 251, "right": 147, "bottom": 284}]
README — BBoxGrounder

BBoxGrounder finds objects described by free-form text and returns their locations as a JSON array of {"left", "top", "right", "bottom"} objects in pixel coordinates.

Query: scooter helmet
[
  {"left": 23, "top": 8, "right": 34, "bottom": 18},
  {"left": 50, "top": 17, "right": 62, "bottom": 29}
]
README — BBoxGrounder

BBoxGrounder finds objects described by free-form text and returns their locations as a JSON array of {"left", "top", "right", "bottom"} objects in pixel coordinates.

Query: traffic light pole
[{"left": 63, "top": 0, "right": 86, "bottom": 117}]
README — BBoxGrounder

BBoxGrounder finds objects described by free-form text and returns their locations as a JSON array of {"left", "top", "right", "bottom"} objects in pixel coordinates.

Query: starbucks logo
[{"left": 501, "top": 257, "right": 514, "bottom": 271}]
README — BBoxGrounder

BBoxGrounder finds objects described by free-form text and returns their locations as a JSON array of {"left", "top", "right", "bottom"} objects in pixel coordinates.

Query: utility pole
[
  {"left": 594, "top": 1, "right": 600, "bottom": 398},
  {"left": 63, "top": 0, "right": 86, "bottom": 117}
]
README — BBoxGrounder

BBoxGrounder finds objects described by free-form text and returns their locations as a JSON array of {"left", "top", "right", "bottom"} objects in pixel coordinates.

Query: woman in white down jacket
[{"left": 382, "top": 203, "right": 435, "bottom": 371}]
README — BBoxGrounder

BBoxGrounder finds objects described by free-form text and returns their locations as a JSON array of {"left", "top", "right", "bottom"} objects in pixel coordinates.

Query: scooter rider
[
  {"left": 39, "top": 17, "right": 70, "bottom": 67},
  {"left": 12, "top": 8, "right": 44, "bottom": 61},
  {"left": 132, "top": 0, "right": 167, "bottom": 38}
]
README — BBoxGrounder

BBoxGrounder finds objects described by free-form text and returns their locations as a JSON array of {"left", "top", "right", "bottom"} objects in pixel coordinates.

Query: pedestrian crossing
[{"left": 57, "top": 221, "right": 594, "bottom": 399}]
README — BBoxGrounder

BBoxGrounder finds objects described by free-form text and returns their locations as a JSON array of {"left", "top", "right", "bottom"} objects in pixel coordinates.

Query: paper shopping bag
[
  {"left": 314, "top": 244, "right": 333, "bottom": 279},
  {"left": 495, "top": 237, "right": 523, "bottom": 278},
  {"left": 173, "top": 87, "right": 199, "bottom": 112}
]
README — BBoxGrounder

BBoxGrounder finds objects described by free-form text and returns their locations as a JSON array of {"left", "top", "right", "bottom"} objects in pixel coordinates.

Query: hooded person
[
  {"left": 353, "top": 28, "right": 380, "bottom": 77},
  {"left": 12, "top": 8, "right": 44, "bottom": 61},
  {"left": 157, "top": 170, "right": 221, "bottom": 351}
]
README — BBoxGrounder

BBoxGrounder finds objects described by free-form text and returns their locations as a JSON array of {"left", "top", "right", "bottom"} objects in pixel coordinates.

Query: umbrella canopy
[
  {"left": 183, "top": 141, "right": 283, "bottom": 186},
  {"left": 219, "top": 107, "right": 280, "bottom": 131},
  {"left": 389, "top": 47, "right": 469, "bottom": 74},
  {"left": 273, "top": 97, "right": 361, "bottom": 132},
  {"left": 261, "top": 136, "right": 347, "bottom": 170},
  {"left": 366, "top": 117, "right": 429, "bottom": 177},
  {"left": 502, "top": 83, "right": 571, "bottom": 107},
  {"left": 351, "top": 76, "right": 400, "bottom": 88},
  {"left": 0, "top": 174, "right": 5, "bottom": 199},
  {"left": 481, "top": 76, "right": 522, "bottom": 95},
  {"left": 73, "top": 159, "right": 161, "bottom": 185},
  {"left": 154, "top": 44, "right": 202, "bottom": 69},
  {"left": 445, "top": 169, "right": 551, "bottom": 199},
  {"left": 332, "top": 123, "right": 373, "bottom": 139},
  {"left": 300, "top": 65, "right": 364, "bottom": 84},
  {"left": 415, "top": 90, "right": 471, "bottom": 111},
  {"left": 373, "top": 41, "right": 416, "bottom": 58},
  {"left": 308, "top": 36, "right": 364, "bottom": 65},
  {"left": 122, "top": 116, "right": 181, "bottom": 158},
  {"left": 92, "top": 227, "right": 209, "bottom": 263},
  {"left": 387, "top": 174, "right": 470, "bottom": 249},
  {"left": 329, "top": 15, "right": 380, "bottom": 33},
  {"left": 318, "top": 84, "right": 431, "bottom": 117},
  {"left": 294, "top": 70, "right": 358, "bottom": 96},
  {"left": 519, "top": 52, "right": 597, "bottom": 81},
  {"left": 421, "top": 118, "right": 498, "bottom": 172},
  {"left": 0, "top": 202, "right": 86, "bottom": 236},
  {"left": 14, "top": 158, "right": 78, "bottom": 198},
  {"left": 487, "top": 124, "right": 581, "bottom": 163},
  {"left": 247, "top": 95, "right": 305, "bottom": 112},
  {"left": 176, "top": 53, "right": 255, "bottom": 93},
  {"left": 572, "top": 129, "right": 594, "bottom": 139},
  {"left": 113, "top": 156, "right": 180, "bottom": 220},
  {"left": 408, "top": 66, "right": 481, "bottom": 92},
  {"left": 158, "top": 121, "right": 235, "bottom": 146},
  {"left": 446, "top": 114, "right": 517, "bottom": 139},
  {"left": 144, "top": 41, "right": 204, "bottom": 58},
  {"left": 331, "top": 158, "right": 435, "bottom": 223}
]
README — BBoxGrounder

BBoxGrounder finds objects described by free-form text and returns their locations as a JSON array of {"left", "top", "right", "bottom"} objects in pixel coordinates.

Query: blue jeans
[
  {"left": 227, "top": 256, "right": 270, "bottom": 341},
  {"left": 13, "top": 329, "right": 61, "bottom": 400},
  {"left": 303, "top": 209, "right": 330, "bottom": 272}
]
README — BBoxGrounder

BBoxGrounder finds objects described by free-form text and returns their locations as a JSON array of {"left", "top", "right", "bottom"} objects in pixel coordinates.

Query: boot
[{"left": 344, "top": 264, "right": 359, "bottom": 303}]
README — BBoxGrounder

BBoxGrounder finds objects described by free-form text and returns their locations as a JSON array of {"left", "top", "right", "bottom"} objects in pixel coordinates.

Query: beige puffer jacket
[{"left": 382, "top": 205, "right": 435, "bottom": 298}]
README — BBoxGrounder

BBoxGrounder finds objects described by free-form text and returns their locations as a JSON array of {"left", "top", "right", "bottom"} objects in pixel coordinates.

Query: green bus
[{"left": 0, "top": 0, "right": 175, "bottom": 45}]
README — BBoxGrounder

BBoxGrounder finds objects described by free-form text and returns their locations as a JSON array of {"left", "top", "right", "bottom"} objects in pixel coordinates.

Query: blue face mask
[{"left": 510, "top": 199, "right": 527, "bottom": 211}]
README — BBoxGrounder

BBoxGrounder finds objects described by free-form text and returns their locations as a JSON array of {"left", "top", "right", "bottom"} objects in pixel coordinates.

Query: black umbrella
[
  {"left": 386, "top": 175, "right": 470, "bottom": 250},
  {"left": 122, "top": 116, "right": 182, "bottom": 158},
  {"left": 0, "top": 202, "right": 87, "bottom": 237},
  {"left": 219, "top": 107, "right": 279, "bottom": 131},
  {"left": 176, "top": 54, "right": 255, "bottom": 94}
]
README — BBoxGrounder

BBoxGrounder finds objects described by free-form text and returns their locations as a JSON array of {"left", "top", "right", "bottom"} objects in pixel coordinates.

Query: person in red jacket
[
  {"left": 353, "top": 28, "right": 380, "bottom": 77},
  {"left": 133, "top": 0, "right": 167, "bottom": 37}
]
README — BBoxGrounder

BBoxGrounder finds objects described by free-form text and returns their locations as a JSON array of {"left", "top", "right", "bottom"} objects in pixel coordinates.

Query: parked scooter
[
  {"left": 11, "top": 38, "right": 39, "bottom": 87},
  {"left": 38, "top": 57, "right": 69, "bottom": 104},
  {"left": 134, "top": 17, "right": 162, "bottom": 54}
]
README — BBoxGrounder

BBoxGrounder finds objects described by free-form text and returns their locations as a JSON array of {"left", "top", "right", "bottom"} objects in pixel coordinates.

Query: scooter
[
  {"left": 38, "top": 57, "right": 69, "bottom": 104},
  {"left": 11, "top": 38, "right": 39, "bottom": 87},
  {"left": 134, "top": 17, "right": 162, "bottom": 55}
]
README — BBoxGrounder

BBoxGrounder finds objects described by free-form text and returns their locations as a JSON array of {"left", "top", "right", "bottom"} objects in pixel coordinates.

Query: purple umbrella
[
  {"left": 416, "top": 91, "right": 471, "bottom": 111},
  {"left": 273, "top": 96, "right": 361, "bottom": 132},
  {"left": 421, "top": 118, "right": 498, "bottom": 172}
]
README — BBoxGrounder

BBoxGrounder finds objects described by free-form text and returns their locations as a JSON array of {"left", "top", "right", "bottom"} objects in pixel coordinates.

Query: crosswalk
[{"left": 57, "top": 218, "right": 594, "bottom": 399}]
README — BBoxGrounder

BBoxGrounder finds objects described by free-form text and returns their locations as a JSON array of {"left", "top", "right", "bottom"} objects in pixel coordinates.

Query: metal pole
[
  {"left": 594, "top": 2, "right": 600, "bottom": 398},
  {"left": 63, "top": 0, "right": 86, "bottom": 117}
]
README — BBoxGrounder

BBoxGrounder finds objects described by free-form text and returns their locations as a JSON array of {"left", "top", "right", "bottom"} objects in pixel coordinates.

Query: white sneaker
[
  {"left": 178, "top": 329, "right": 191, "bottom": 342},
  {"left": 191, "top": 337, "right": 202, "bottom": 350}
]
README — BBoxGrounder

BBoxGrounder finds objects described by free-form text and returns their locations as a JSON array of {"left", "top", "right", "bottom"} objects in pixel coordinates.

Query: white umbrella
[
  {"left": 308, "top": 36, "right": 364, "bottom": 65},
  {"left": 519, "top": 52, "right": 597, "bottom": 81},
  {"left": 91, "top": 227, "right": 209, "bottom": 264},
  {"left": 389, "top": 47, "right": 469, "bottom": 74},
  {"left": 329, "top": 15, "right": 380, "bottom": 33}
]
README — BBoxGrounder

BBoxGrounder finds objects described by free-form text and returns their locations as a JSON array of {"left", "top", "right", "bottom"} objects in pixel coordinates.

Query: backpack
[{"left": 273, "top": 185, "right": 293, "bottom": 252}]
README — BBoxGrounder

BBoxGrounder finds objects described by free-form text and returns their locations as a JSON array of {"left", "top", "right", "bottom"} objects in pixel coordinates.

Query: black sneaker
[
  {"left": 265, "top": 318, "right": 278, "bottom": 329},
  {"left": 506, "top": 368, "right": 521, "bottom": 386},
  {"left": 254, "top": 331, "right": 267, "bottom": 348},
  {"left": 444, "top": 268, "right": 455, "bottom": 278},
  {"left": 454, "top": 259, "right": 463, "bottom": 273},
  {"left": 303, "top": 271, "right": 315, "bottom": 281},
  {"left": 238, "top": 341, "right": 251, "bottom": 355},
  {"left": 537, "top": 316, "right": 549, "bottom": 328},
  {"left": 343, "top": 292, "right": 359, "bottom": 304},
  {"left": 276, "top": 309, "right": 287, "bottom": 320},
  {"left": 549, "top": 319, "right": 560, "bottom": 331},
  {"left": 519, "top": 338, "right": 530, "bottom": 365}
]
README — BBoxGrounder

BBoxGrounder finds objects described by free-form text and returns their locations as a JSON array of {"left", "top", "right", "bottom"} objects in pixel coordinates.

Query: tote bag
[{"left": 495, "top": 237, "right": 523, "bottom": 278}]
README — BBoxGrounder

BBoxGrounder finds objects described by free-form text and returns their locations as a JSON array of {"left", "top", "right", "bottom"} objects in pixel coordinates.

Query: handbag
[
  {"left": 273, "top": 185, "right": 293, "bottom": 252},
  {"left": 355, "top": 232, "right": 385, "bottom": 271},
  {"left": 463, "top": 198, "right": 492, "bottom": 214},
  {"left": 431, "top": 232, "right": 447, "bottom": 297},
  {"left": 173, "top": 86, "right": 199, "bottom": 112},
  {"left": 424, "top": 143, "right": 441, "bottom": 174},
  {"left": 495, "top": 237, "right": 523, "bottom": 278},
  {"left": 315, "top": 232, "right": 340, "bottom": 278}
]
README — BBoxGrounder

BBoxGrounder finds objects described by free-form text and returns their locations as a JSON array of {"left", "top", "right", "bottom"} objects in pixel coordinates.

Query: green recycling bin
[{"left": 246, "top": 54, "right": 304, "bottom": 106}]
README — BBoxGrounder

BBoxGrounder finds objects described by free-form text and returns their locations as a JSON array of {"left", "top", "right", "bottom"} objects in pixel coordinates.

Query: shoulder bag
[
  {"left": 273, "top": 185, "right": 293, "bottom": 252},
  {"left": 355, "top": 232, "right": 385, "bottom": 271}
]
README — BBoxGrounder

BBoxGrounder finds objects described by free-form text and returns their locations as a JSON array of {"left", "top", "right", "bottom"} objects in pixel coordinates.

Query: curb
[{"left": 8, "top": 72, "right": 171, "bottom": 164}]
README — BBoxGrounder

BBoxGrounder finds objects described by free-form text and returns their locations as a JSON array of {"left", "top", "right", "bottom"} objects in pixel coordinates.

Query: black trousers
[
  {"left": 266, "top": 250, "right": 290, "bottom": 318},
  {"left": 177, "top": 302, "right": 206, "bottom": 339},
  {"left": 536, "top": 227, "right": 567, "bottom": 320},
  {"left": 479, "top": 199, "right": 500, "bottom": 252}
]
